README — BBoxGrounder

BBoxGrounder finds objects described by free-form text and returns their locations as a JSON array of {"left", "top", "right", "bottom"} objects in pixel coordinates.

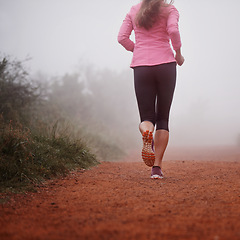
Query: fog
[{"left": 1, "top": 0, "right": 240, "bottom": 147}]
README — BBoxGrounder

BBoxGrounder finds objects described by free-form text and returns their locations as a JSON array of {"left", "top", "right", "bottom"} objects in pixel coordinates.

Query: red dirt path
[{"left": 1, "top": 148, "right": 240, "bottom": 240}]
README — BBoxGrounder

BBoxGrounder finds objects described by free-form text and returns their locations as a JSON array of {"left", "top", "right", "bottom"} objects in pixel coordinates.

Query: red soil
[{"left": 1, "top": 147, "right": 240, "bottom": 240}]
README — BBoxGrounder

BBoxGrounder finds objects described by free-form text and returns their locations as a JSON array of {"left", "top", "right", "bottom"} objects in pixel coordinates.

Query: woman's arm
[
  {"left": 175, "top": 48, "right": 185, "bottom": 66},
  {"left": 167, "top": 6, "right": 182, "bottom": 51},
  {"left": 118, "top": 13, "right": 135, "bottom": 52},
  {"left": 167, "top": 6, "right": 184, "bottom": 66}
]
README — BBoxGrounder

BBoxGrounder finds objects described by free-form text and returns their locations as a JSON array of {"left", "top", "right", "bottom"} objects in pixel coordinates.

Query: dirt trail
[{"left": 1, "top": 150, "right": 240, "bottom": 240}]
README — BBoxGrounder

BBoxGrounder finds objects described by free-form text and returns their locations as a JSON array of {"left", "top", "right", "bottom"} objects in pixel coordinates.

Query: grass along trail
[{"left": 0, "top": 152, "right": 240, "bottom": 240}]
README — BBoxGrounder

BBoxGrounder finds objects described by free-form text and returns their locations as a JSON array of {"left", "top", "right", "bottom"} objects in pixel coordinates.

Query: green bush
[
  {"left": 0, "top": 118, "right": 98, "bottom": 191},
  {"left": 0, "top": 56, "right": 99, "bottom": 192}
]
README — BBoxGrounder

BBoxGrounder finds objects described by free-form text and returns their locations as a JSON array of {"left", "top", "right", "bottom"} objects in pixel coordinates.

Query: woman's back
[{"left": 118, "top": 2, "right": 182, "bottom": 67}]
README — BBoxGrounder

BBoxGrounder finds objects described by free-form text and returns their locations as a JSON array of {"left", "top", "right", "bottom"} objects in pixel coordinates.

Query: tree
[{"left": 0, "top": 57, "right": 38, "bottom": 123}]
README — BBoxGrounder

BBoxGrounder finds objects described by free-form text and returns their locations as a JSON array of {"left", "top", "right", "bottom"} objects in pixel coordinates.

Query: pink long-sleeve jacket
[{"left": 118, "top": 3, "right": 182, "bottom": 68}]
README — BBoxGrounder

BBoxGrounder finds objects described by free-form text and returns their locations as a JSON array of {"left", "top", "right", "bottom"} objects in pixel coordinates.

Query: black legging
[{"left": 133, "top": 62, "right": 176, "bottom": 132}]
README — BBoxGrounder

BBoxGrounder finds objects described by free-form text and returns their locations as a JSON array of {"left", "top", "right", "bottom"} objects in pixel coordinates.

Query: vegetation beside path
[
  {"left": 0, "top": 117, "right": 98, "bottom": 192},
  {"left": 0, "top": 56, "right": 127, "bottom": 192}
]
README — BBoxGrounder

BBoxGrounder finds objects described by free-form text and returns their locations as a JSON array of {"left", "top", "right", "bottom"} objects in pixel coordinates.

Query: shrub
[
  {"left": 0, "top": 118, "right": 98, "bottom": 191},
  {"left": 0, "top": 56, "right": 99, "bottom": 192}
]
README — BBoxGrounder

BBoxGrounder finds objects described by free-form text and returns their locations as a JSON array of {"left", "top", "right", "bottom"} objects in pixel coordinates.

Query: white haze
[{"left": 0, "top": 0, "right": 240, "bottom": 146}]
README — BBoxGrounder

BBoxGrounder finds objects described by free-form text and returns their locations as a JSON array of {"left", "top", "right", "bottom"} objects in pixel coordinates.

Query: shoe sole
[
  {"left": 151, "top": 174, "right": 164, "bottom": 179},
  {"left": 142, "top": 130, "right": 155, "bottom": 167}
]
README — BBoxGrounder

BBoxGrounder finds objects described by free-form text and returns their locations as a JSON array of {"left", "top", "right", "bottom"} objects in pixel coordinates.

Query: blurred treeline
[
  {"left": 37, "top": 62, "right": 140, "bottom": 157},
  {"left": 0, "top": 55, "right": 139, "bottom": 191}
]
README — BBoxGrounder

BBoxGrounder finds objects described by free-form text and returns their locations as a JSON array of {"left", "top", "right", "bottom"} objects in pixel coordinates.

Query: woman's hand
[{"left": 175, "top": 49, "right": 185, "bottom": 66}]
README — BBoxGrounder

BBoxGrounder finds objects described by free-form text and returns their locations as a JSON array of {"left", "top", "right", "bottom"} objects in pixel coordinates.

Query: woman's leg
[
  {"left": 134, "top": 66, "right": 156, "bottom": 167},
  {"left": 134, "top": 66, "right": 157, "bottom": 130},
  {"left": 154, "top": 130, "right": 169, "bottom": 168},
  {"left": 139, "top": 120, "right": 154, "bottom": 135},
  {"left": 154, "top": 62, "right": 176, "bottom": 168}
]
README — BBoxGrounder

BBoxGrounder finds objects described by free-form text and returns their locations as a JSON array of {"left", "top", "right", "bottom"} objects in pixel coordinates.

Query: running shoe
[
  {"left": 142, "top": 130, "right": 155, "bottom": 167},
  {"left": 151, "top": 166, "right": 164, "bottom": 179}
]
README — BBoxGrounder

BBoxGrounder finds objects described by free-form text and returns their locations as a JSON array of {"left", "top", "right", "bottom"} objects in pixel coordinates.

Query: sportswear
[{"left": 118, "top": 3, "right": 182, "bottom": 68}]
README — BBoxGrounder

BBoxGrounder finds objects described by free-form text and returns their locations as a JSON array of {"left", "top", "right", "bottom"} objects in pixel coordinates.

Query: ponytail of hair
[{"left": 135, "top": 0, "right": 173, "bottom": 30}]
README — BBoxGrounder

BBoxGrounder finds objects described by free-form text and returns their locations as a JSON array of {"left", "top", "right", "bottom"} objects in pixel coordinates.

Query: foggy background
[{"left": 1, "top": 0, "right": 240, "bottom": 147}]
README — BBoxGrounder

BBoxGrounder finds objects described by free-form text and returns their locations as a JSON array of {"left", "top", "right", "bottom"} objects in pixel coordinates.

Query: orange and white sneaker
[
  {"left": 142, "top": 130, "right": 155, "bottom": 167},
  {"left": 151, "top": 166, "right": 164, "bottom": 179}
]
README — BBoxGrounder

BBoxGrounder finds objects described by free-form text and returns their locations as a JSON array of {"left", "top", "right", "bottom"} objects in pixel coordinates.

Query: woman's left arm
[{"left": 118, "top": 13, "right": 135, "bottom": 52}]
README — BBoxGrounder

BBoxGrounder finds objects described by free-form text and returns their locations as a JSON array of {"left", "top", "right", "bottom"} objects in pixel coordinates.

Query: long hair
[{"left": 135, "top": 0, "right": 173, "bottom": 30}]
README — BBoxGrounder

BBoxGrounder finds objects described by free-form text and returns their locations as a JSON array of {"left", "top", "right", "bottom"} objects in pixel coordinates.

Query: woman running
[{"left": 118, "top": 0, "right": 184, "bottom": 179}]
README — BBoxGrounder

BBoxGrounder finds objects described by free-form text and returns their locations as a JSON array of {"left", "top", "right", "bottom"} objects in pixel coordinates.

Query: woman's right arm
[
  {"left": 167, "top": 6, "right": 184, "bottom": 66},
  {"left": 117, "top": 13, "right": 135, "bottom": 52},
  {"left": 175, "top": 48, "right": 185, "bottom": 66}
]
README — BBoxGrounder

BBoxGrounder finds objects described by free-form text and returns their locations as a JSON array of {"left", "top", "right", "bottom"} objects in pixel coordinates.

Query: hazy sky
[{"left": 0, "top": 0, "right": 240, "bottom": 146}]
